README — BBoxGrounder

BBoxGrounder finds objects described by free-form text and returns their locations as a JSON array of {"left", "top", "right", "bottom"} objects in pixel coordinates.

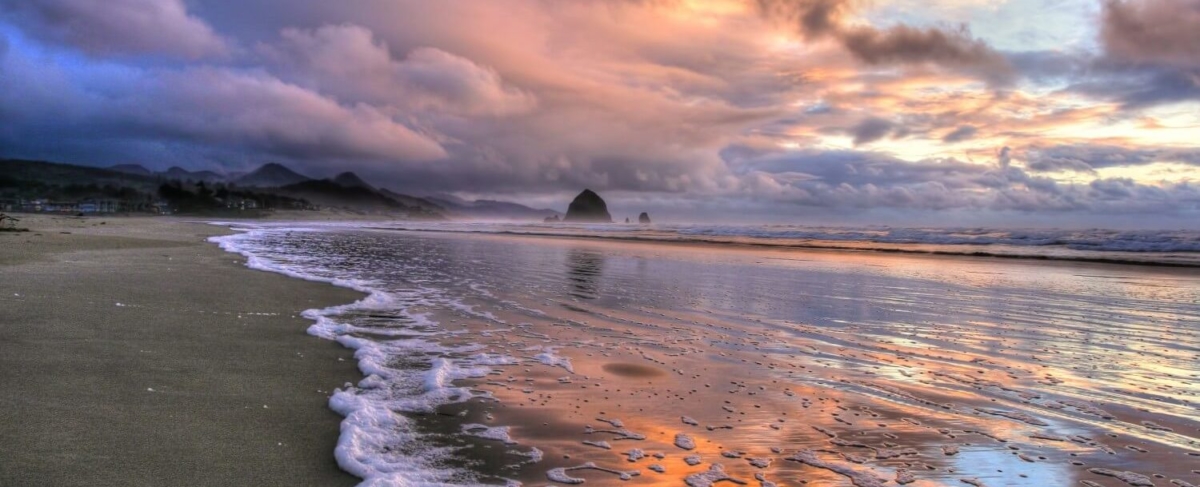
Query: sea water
[{"left": 212, "top": 222, "right": 1200, "bottom": 487}]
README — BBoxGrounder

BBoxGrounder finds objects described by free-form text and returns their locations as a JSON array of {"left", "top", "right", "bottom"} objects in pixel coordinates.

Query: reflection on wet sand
[
  {"left": 567, "top": 249, "right": 605, "bottom": 300},
  {"left": 443, "top": 236, "right": 1198, "bottom": 487},
  {"left": 243, "top": 228, "right": 1200, "bottom": 486}
]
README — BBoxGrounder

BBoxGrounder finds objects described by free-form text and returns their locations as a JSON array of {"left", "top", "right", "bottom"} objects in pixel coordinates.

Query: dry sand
[{"left": 0, "top": 215, "right": 363, "bottom": 486}]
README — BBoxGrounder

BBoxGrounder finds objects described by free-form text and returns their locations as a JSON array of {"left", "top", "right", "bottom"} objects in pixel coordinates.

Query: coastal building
[
  {"left": 223, "top": 198, "right": 259, "bottom": 210},
  {"left": 79, "top": 199, "right": 119, "bottom": 213},
  {"left": 48, "top": 201, "right": 80, "bottom": 213}
]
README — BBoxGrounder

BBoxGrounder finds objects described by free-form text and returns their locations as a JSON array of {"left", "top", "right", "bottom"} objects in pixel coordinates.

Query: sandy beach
[
  {"left": 4, "top": 216, "right": 1199, "bottom": 487},
  {"left": 0, "top": 215, "right": 362, "bottom": 486}
]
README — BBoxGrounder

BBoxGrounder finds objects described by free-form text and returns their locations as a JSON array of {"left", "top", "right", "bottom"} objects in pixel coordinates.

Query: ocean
[
  {"left": 366, "top": 222, "right": 1200, "bottom": 267},
  {"left": 211, "top": 222, "right": 1200, "bottom": 487}
]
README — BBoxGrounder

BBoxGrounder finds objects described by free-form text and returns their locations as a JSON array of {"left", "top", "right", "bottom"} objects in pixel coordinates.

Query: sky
[{"left": 1, "top": 0, "right": 1199, "bottom": 227}]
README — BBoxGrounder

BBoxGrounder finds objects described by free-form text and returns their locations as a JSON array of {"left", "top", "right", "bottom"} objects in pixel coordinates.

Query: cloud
[
  {"left": 0, "top": 0, "right": 228, "bottom": 58},
  {"left": 734, "top": 149, "right": 1078, "bottom": 211},
  {"left": 942, "top": 125, "right": 978, "bottom": 143},
  {"left": 840, "top": 25, "right": 1014, "bottom": 83},
  {"left": 133, "top": 68, "right": 449, "bottom": 162},
  {"left": 755, "top": 0, "right": 849, "bottom": 40},
  {"left": 756, "top": 0, "right": 1013, "bottom": 83},
  {"left": 1024, "top": 144, "right": 1200, "bottom": 173},
  {"left": 263, "top": 24, "right": 536, "bottom": 116},
  {"left": 732, "top": 148, "right": 1199, "bottom": 214},
  {"left": 0, "top": 43, "right": 446, "bottom": 166},
  {"left": 1013, "top": 50, "right": 1200, "bottom": 109},
  {"left": 997, "top": 146, "right": 1012, "bottom": 169},
  {"left": 1, "top": 0, "right": 1198, "bottom": 223},
  {"left": 1058, "top": 0, "right": 1200, "bottom": 108},
  {"left": 1088, "top": 68, "right": 1200, "bottom": 109},
  {"left": 1102, "top": 0, "right": 1200, "bottom": 69},
  {"left": 851, "top": 117, "right": 894, "bottom": 145}
]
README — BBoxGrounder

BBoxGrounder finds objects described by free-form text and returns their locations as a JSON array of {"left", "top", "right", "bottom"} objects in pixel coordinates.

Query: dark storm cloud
[{"left": 0, "top": 43, "right": 448, "bottom": 166}]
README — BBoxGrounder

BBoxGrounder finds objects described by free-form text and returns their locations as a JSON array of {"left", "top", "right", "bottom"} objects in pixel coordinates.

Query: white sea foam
[
  {"left": 532, "top": 350, "right": 574, "bottom": 374},
  {"left": 209, "top": 225, "right": 522, "bottom": 487},
  {"left": 674, "top": 433, "right": 696, "bottom": 450},
  {"left": 462, "top": 424, "right": 517, "bottom": 444}
]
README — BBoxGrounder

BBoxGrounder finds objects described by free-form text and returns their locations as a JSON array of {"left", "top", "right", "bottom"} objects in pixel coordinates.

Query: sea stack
[
  {"left": 563, "top": 189, "right": 612, "bottom": 223},
  {"left": 638, "top": 212, "right": 651, "bottom": 224},
  {"left": 544, "top": 215, "right": 561, "bottom": 223}
]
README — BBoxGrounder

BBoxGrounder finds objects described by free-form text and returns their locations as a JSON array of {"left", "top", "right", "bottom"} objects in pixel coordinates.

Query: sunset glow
[{"left": 1, "top": 0, "right": 1198, "bottom": 224}]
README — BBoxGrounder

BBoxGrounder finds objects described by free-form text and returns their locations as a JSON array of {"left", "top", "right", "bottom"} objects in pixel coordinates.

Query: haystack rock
[
  {"left": 563, "top": 189, "right": 612, "bottom": 223},
  {"left": 638, "top": 212, "right": 651, "bottom": 224}
]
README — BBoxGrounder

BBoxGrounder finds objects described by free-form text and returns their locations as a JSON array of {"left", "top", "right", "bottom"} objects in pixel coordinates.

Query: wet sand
[
  {"left": 0, "top": 215, "right": 362, "bottom": 486},
  {"left": 221, "top": 226, "right": 1199, "bottom": 487}
]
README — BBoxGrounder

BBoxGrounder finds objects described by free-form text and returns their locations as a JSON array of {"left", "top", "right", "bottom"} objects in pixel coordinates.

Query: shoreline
[
  {"left": 0, "top": 215, "right": 364, "bottom": 486},
  {"left": 6, "top": 215, "right": 1195, "bottom": 486},
  {"left": 367, "top": 225, "right": 1200, "bottom": 270},
  {"left": 209, "top": 221, "right": 1200, "bottom": 487}
]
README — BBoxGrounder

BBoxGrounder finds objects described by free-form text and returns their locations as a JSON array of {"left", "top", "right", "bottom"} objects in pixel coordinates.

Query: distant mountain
[
  {"left": 4, "top": 159, "right": 159, "bottom": 191},
  {"left": 161, "top": 167, "right": 192, "bottom": 179},
  {"left": 328, "top": 171, "right": 449, "bottom": 215},
  {"left": 272, "top": 179, "right": 442, "bottom": 219},
  {"left": 108, "top": 164, "right": 154, "bottom": 177},
  {"left": 189, "top": 170, "right": 224, "bottom": 182},
  {"left": 332, "top": 171, "right": 373, "bottom": 190},
  {"left": 161, "top": 166, "right": 224, "bottom": 183},
  {"left": 428, "top": 193, "right": 472, "bottom": 207},
  {"left": 379, "top": 188, "right": 445, "bottom": 214},
  {"left": 3, "top": 159, "right": 550, "bottom": 221},
  {"left": 426, "top": 194, "right": 562, "bottom": 221},
  {"left": 235, "top": 163, "right": 311, "bottom": 187}
]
